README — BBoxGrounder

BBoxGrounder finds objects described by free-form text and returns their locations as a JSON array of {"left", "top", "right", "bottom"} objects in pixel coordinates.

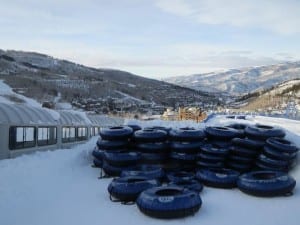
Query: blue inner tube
[
  {"left": 144, "top": 126, "right": 172, "bottom": 134},
  {"left": 137, "top": 186, "right": 202, "bottom": 219},
  {"left": 228, "top": 154, "right": 254, "bottom": 164},
  {"left": 201, "top": 144, "right": 229, "bottom": 156},
  {"left": 96, "top": 139, "right": 128, "bottom": 150},
  {"left": 121, "top": 165, "right": 165, "bottom": 180},
  {"left": 126, "top": 124, "right": 142, "bottom": 132},
  {"left": 93, "top": 158, "right": 103, "bottom": 168},
  {"left": 169, "top": 128, "right": 206, "bottom": 142},
  {"left": 197, "top": 152, "right": 226, "bottom": 163},
  {"left": 140, "top": 153, "right": 167, "bottom": 164},
  {"left": 170, "top": 152, "right": 197, "bottom": 162},
  {"left": 100, "top": 126, "right": 133, "bottom": 141},
  {"left": 134, "top": 129, "right": 168, "bottom": 143},
  {"left": 245, "top": 124, "right": 285, "bottom": 140},
  {"left": 231, "top": 138, "right": 264, "bottom": 150},
  {"left": 226, "top": 161, "right": 253, "bottom": 172},
  {"left": 108, "top": 176, "right": 160, "bottom": 202},
  {"left": 237, "top": 171, "right": 296, "bottom": 197},
  {"left": 92, "top": 149, "right": 104, "bottom": 161},
  {"left": 136, "top": 142, "right": 169, "bottom": 153},
  {"left": 257, "top": 154, "right": 289, "bottom": 168},
  {"left": 263, "top": 145, "right": 297, "bottom": 161},
  {"left": 196, "top": 168, "right": 240, "bottom": 188},
  {"left": 103, "top": 151, "right": 140, "bottom": 167},
  {"left": 205, "top": 126, "right": 243, "bottom": 140},
  {"left": 196, "top": 160, "right": 225, "bottom": 169},
  {"left": 266, "top": 137, "right": 298, "bottom": 154},
  {"left": 167, "top": 171, "right": 195, "bottom": 182},
  {"left": 255, "top": 161, "right": 288, "bottom": 172},
  {"left": 170, "top": 141, "right": 203, "bottom": 154},
  {"left": 168, "top": 179, "right": 203, "bottom": 192},
  {"left": 102, "top": 161, "right": 136, "bottom": 177},
  {"left": 229, "top": 146, "right": 258, "bottom": 158}
]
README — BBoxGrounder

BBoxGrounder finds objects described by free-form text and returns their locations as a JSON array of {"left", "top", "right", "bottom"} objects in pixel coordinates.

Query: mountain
[
  {"left": 0, "top": 49, "right": 220, "bottom": 114},
  {"left": 234, "top": 79, "right": 300, "bottom": 112},
  {"left": 164, "top": 62, "right": 300, "bottom": 96}
]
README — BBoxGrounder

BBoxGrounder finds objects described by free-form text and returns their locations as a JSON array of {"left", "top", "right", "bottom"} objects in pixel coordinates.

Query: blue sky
[{"left": 1, "top": 0, "right": 300, "bottom": 79}]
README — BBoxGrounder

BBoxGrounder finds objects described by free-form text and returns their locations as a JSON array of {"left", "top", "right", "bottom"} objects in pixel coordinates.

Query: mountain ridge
[{"left": 164, "top": 62, "right": 300, "bottom": 96}]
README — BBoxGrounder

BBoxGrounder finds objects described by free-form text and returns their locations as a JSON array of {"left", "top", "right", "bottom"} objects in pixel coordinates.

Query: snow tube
[
  {"left": 100, "top": 126, "right": 133, "bottom": 141},
  {"left": 169, "top": 128, "right": 206, "bottom": 142},
  {"left": 102, "top": 161, "right": 136, "bottom": 177},
  {"left": 170, "top": 141, "right": 203, "bottom": 154},
  {"left": 197, "top": 152, "right": 225, "bottom": 163},
  {"left": 170, "top": 152, "right": 196, "bottom": 162},
  {"left": 236, "top": 115, "right": 246, "bottom": 120},
  {"left": 205, "top": 126, "right": 243, "bottom": 140},
  {"left": 228, "top": 155, "right": 253, "bottom": 164},
  {"left": 136, "top": 142, "right": 169, "bottom": 153},
  {"left": 137, "top": 186, "right": 202, "bottom": 219},
  {"left": 229, "top": 146, "right": 258, "bottom": 158},
  {"left": 257, "top": 154, "right": 289, "bottom": 168},
  {"left": 231, "top": 138, "right": 264, "bottom": 150},
  {"left": 144, "top": 126, "right": 172, "bottom": 134},
  {"left": 169, "top": 179, "right": 203, "bottom": 192},
  {"left": 93, "top": 158, "right": 103, "bottom": 168},
  {"left": 211, "top": 140, "right": 232, "bottom": 148},
  {"left": 92, "top": 149, "right": 104, "bottom": 161},
  {"left": 96, "top": 139, "right": 128, "bottom": 150},
  {"left": 245, "top": 124, "right": 285, "bottom": 141},
  {"left": 196, "top": 168, "right": 240, "bottom": 188},
  {"left": 121, "top": 165, "right": 165, "bottom": 180},
  {"left": 237, "top": 171, "right": 296, "bottom": 197},
  {"left": 201, "top": 144, "right": 229, "bottom": 156},
  {"left": 196, "top": 160, "right": 224, "bottom": 169},
  {"left": 140, "top": 153, "right": 167, "bottom": 164},
  {"left": 266, "top": 137, "right": 298, "bottom": 154},
  {"left": 226, "top": 161, "right": 252, "bottom": 172},
  {"left": 226, "top": 123, "right": 247, "bottom": 137},
  {"left": 103, "top": 151, "right": 140, "bottom": 167},
  {"left": 167, "top": 171, "right": 195, "bottom": 182},
  {"left": 227, "top": 123, "right": 247, "bottom": 130},
  {"left": 127, "top": 124, "right": 142, "bottom": 132},
  {"left": 134, "top": 129, "right": 168, "bottom": 143},
  {"left": 255, "top": 161, "right": 288, "bottom": 172},
  {"left": 108, "top": 176, "right": 160, "bottom": 203},
  {"left": 263, "top": 145, "right": 297, "bottom": 161}
]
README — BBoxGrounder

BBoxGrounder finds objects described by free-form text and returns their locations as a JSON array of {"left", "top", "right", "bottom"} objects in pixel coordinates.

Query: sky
[{"left": 1, "top": 0, "right": 300, "bottom": 79}]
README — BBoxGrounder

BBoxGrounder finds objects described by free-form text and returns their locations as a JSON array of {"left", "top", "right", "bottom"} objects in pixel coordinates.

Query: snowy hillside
[
  {"left": 0, "top": 115, "right": 300, "bottom": 225},
  {"left": 0, "top": 49, "right": 220, "bottom": 113},
  {"left": 165, "top": 62, "right": 300, "bottom": 96}
]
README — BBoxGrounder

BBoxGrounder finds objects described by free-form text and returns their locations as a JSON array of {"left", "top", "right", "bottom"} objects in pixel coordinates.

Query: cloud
[{"left": 155, "top": 0, "right": 300, "bottom": 35}]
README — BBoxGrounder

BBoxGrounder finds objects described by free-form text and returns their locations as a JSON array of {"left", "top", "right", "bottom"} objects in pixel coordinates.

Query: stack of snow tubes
[
  {"left": 227, "top": 137, "right": 264, "bottom": 172},
  {"left": 169, "top": 128, "right": 206, "bottom": 171},
  {"left": 256, "top": 137, "right": 299, "bottom": 172},
  {"left": 134, "top": 128, "right": 169, "bottom": 166},
  {"left": 95, "top": 126, "right": 143, "bottom": 177},
  {"left": 205, "top": 126, "right": 244, "bottom": 148},
  {"left": 91, "top": 122, "right": 298, "bottom": 220},
  {"left": 197, "top": 144, "right": 229, "bottom": 169}
]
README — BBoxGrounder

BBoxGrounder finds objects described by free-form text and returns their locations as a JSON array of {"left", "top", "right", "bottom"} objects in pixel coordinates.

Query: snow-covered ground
[{"left": 1, "top": 116, "right": 300, "bottom": 225}]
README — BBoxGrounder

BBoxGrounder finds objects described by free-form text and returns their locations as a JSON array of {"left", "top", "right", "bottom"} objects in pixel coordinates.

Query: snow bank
[
  {"left": 0, "top": 117, "right": 300, "bottom": 225},
  {"left": 0, "top": 80, "right": 41, "bottom": 107}
]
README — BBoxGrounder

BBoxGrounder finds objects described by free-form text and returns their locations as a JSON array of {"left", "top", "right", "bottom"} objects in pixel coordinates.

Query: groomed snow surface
[{"left": 1, "top": 116, "right": 300, "bottom": 225}]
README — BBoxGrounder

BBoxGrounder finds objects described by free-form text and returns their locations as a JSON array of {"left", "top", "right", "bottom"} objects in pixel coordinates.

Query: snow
[
  {"left": 0, "top": 80, "right": 41, "bottom": 107},
  {"left": 114, "top": 90, "right": 147, "bottom": 103},
  {"left": 0, "top": 116, "right": 300, "bottom": 225}
]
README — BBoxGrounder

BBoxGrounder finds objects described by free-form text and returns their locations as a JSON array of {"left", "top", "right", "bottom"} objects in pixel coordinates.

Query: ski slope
[{"left": 0, "top": 116, "right": 300, "bottom": 225}]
